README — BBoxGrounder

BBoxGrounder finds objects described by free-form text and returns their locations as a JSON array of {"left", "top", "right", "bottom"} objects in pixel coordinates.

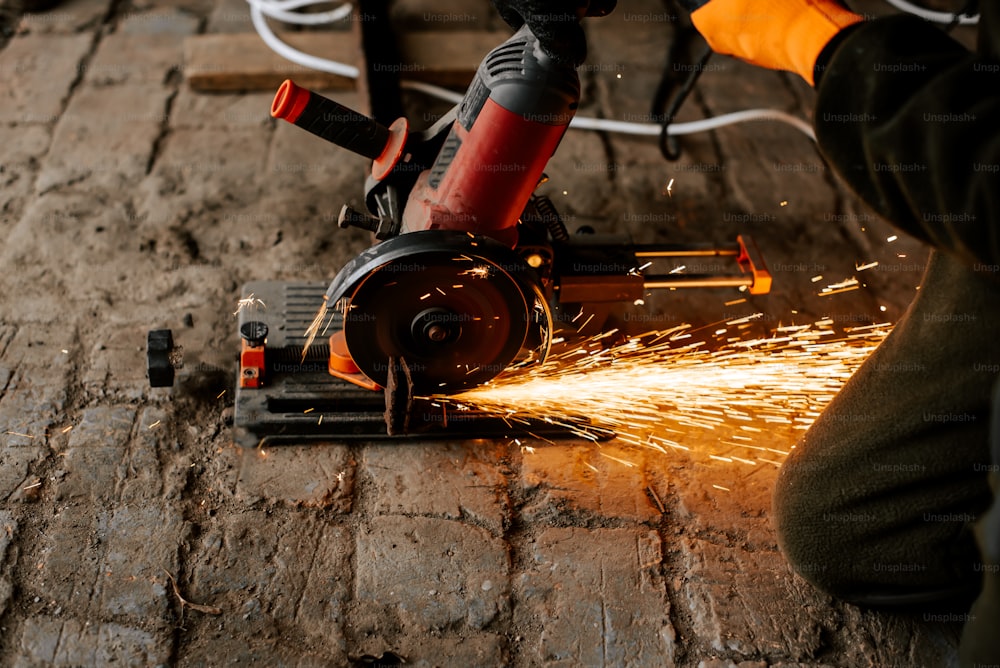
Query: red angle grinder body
[
  {"left": 272, "top": 24, "right": 578, "bottom": 250},
  {"left": 270, "top": 24, "right": 579, "bottom": 393}
]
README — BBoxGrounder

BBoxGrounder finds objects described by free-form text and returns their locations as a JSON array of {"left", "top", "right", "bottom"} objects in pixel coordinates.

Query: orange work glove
[{"left": 687, "top": 0, "right": 863, "bottom": 86}]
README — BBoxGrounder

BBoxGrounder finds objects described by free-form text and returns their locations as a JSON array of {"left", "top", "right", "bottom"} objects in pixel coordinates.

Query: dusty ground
[{"left": 0, "top": 0, "right": 974, "bottom": 665}]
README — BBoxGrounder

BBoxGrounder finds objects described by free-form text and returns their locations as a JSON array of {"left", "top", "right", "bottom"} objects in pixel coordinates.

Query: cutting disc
[{"left": 338, "top": 235, "right": 550, "bottom": 393}]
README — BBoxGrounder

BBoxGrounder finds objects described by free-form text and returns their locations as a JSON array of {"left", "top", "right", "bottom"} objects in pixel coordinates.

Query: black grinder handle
[{"left": 271, "top": 79, "right": 390, "bottom": 160}]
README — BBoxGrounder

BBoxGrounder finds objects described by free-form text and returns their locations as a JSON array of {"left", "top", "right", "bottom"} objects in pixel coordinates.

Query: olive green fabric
[
  {"left": 782, "top": 8, "right": 1000, "bottom": 664},
  {"left": 774, "top": 251, "right": 999, "bottom": 605},
  {"left": 813, "top": 8, "right": 1000, "bottom": 269},
  {"left": 960, "top": 382, "right": 1000, "bottom": 666}
]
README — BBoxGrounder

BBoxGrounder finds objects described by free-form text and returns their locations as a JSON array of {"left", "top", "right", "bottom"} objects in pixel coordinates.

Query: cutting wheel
[{"left": 338, "top": 236, "right": 550, "bottom": 393}]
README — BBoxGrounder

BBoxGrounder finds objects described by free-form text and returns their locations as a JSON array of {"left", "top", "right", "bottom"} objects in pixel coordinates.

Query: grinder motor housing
[{"left": 400, "top": 24, "right": 581, "bottom": 248}]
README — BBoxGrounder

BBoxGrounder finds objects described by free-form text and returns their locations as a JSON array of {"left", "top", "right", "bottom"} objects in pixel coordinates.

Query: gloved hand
[
  {"left": 680, "top": 0, "right": 863, "bottom": 85},
  {"left": 491, "top": 0, "right": 617, "bottom": 66}
]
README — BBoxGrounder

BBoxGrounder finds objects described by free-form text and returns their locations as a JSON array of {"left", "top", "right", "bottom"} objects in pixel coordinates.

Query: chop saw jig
[{"left": 150, "top": 15, "right": 772, "bottom": 446}]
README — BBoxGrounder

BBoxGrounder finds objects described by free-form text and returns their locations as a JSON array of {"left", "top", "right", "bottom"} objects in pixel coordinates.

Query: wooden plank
[
  {"left": 183, "top": 32, "right": 359, "bottom": 92},
  {"left": 351, "top": 4, "right": 373, "bottom": 117},
  {"left": 397, "top": 30, "right": 509, "bottom": 89},
  {"left": 183, "top": 28, "right": 509, "bottom": 93}
]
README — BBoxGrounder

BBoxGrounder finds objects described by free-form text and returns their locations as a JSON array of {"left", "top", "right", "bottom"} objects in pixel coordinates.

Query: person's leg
[
  {"left": 773, "top": 250, "right": 1000, "bottom": 606},
  {"left": 960, "top": 378, "right": 1000, "bottom": 666}
]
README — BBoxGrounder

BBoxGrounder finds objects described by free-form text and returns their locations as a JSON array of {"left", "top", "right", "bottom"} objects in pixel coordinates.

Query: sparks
[
  {"left": 459, "top": 265, "right": 491, "bottom": 279},
  {"left": 431, "top": 321, "right": 890, "bottom": 465},
  {"left": 819, "top": 277, "right": 860, "bottom": 297},
  {"left": 233, "top": 292, "right": 266, "bottom": 317},
  {"left": 301, "top": 295, "right": 331, "bottom": 362}
]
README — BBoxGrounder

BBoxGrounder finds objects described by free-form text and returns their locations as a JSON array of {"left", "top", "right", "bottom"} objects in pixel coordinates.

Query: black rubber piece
[
  {"left": 240, "top": 321, "right": 268, "bottom": 347},
  {"left": 290, "top": 90, "right": 390, "bottom": 160},
  {"left": 147, "top": 329, "right": 175, "bottom": 388},
  {"left": 384, "top": 357, "right": 413, "bottom": 436}
]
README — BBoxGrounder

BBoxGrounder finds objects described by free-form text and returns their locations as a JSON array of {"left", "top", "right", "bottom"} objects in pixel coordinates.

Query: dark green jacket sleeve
[{"left": 814, "top": 7, "right": 1000, "bottom": 270}]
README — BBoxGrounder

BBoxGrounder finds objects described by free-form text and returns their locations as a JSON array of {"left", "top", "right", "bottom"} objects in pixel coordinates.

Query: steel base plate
[{"left": 233, "top": 281, "right": 610, "bottom": 447}]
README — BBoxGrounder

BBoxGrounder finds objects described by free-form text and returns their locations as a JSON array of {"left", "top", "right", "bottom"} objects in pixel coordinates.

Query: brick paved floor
[{"left": 0, "top": 0, "right": 970, "bottom": 665}]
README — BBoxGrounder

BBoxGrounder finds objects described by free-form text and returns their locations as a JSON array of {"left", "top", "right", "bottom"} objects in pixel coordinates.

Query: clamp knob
[{"left": 147, "top": 329, "right": 182, "bottom": 388}]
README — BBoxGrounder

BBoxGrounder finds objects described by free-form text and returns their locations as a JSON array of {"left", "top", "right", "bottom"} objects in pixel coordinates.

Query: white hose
[
  {"left": 246, "top": 0, "right": 353, "bottom": 25},
  {"left": 248, "top": 1, "right": 359, "bottom": 78},
  {"left": 399, "top": 81, "right": 816, "bottom": 140},
  {"left": 881, "top": 0, "right": 978, "bottom": 25},
  {"left": 569, "top": 109, "right": 816, "bottom": 142},
  {"left": 399, "top": 80, "right": 464, "bottom": 104}
]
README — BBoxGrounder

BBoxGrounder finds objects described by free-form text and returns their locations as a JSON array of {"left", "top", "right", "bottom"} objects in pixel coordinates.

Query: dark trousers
[{"left": 772, "top": 251, "right": 1000, "bottom": 664}]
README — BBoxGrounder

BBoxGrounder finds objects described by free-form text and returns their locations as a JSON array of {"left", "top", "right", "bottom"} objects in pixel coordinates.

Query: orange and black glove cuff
[{"left": 690, "top": 0, "right": 864, "bottom": 86}]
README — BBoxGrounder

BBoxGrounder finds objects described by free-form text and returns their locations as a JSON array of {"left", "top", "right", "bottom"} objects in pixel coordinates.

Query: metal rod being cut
[
  {"left": 634, "top": 247, "right": 740, "bottom": 258},
  {"left": 643, "top": 274, "right": 754, "bottom": 289}
]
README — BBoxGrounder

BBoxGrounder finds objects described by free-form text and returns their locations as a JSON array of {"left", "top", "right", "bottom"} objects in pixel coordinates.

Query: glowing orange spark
[
  {"left": 432, "top": 321, "right": 890, "bottom": 466},
  {"left": 459, "top": 265, "right": 491, "bottom": 279},
  {"left": 301, "top": 295, "right": 330, "bottom": 362},
  {"left": 819, "top": 277, "right": 860, "bottom": 297},
  {"left": 233, "top": 293, "right": 266, "bottom": 317}
]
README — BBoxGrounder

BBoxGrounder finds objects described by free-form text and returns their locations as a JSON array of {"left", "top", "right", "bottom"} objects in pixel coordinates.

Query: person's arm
[
  {"left": 814, "top": 14, "right": 1000, "bottom": 268},
  {"left": 686, "top": 0, "right": 1000, "bottom": 269}
]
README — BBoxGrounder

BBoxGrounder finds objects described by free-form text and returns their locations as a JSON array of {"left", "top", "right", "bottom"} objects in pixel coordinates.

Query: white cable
[
  {"left": 396, "top": 80, "right": 817, "bottom": 139},
  {"left": 398, "top": 80, "right": 816, "bottom": 140},
  {"left": 881, "top": 0, "right": 978, "bottom": 25},
  {"left": 399, "top": 80, "right": 464, "bottom": 104},
  {"left": 248, "top": 1, "right": 360, "bottom": 78},
  {"left": 569, "top": 109, "right": 816, "bottom": 142},
  {"left": 397, "top": 81, "right": 816, "bottom": 139},
  {"left": 247, "top": 0, "right": 352, "bottom": 25}
]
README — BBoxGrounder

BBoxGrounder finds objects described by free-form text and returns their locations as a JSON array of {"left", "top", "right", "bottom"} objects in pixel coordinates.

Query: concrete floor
[{"left": 0, "top": 0, "right": 972, "bottom": 665}]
